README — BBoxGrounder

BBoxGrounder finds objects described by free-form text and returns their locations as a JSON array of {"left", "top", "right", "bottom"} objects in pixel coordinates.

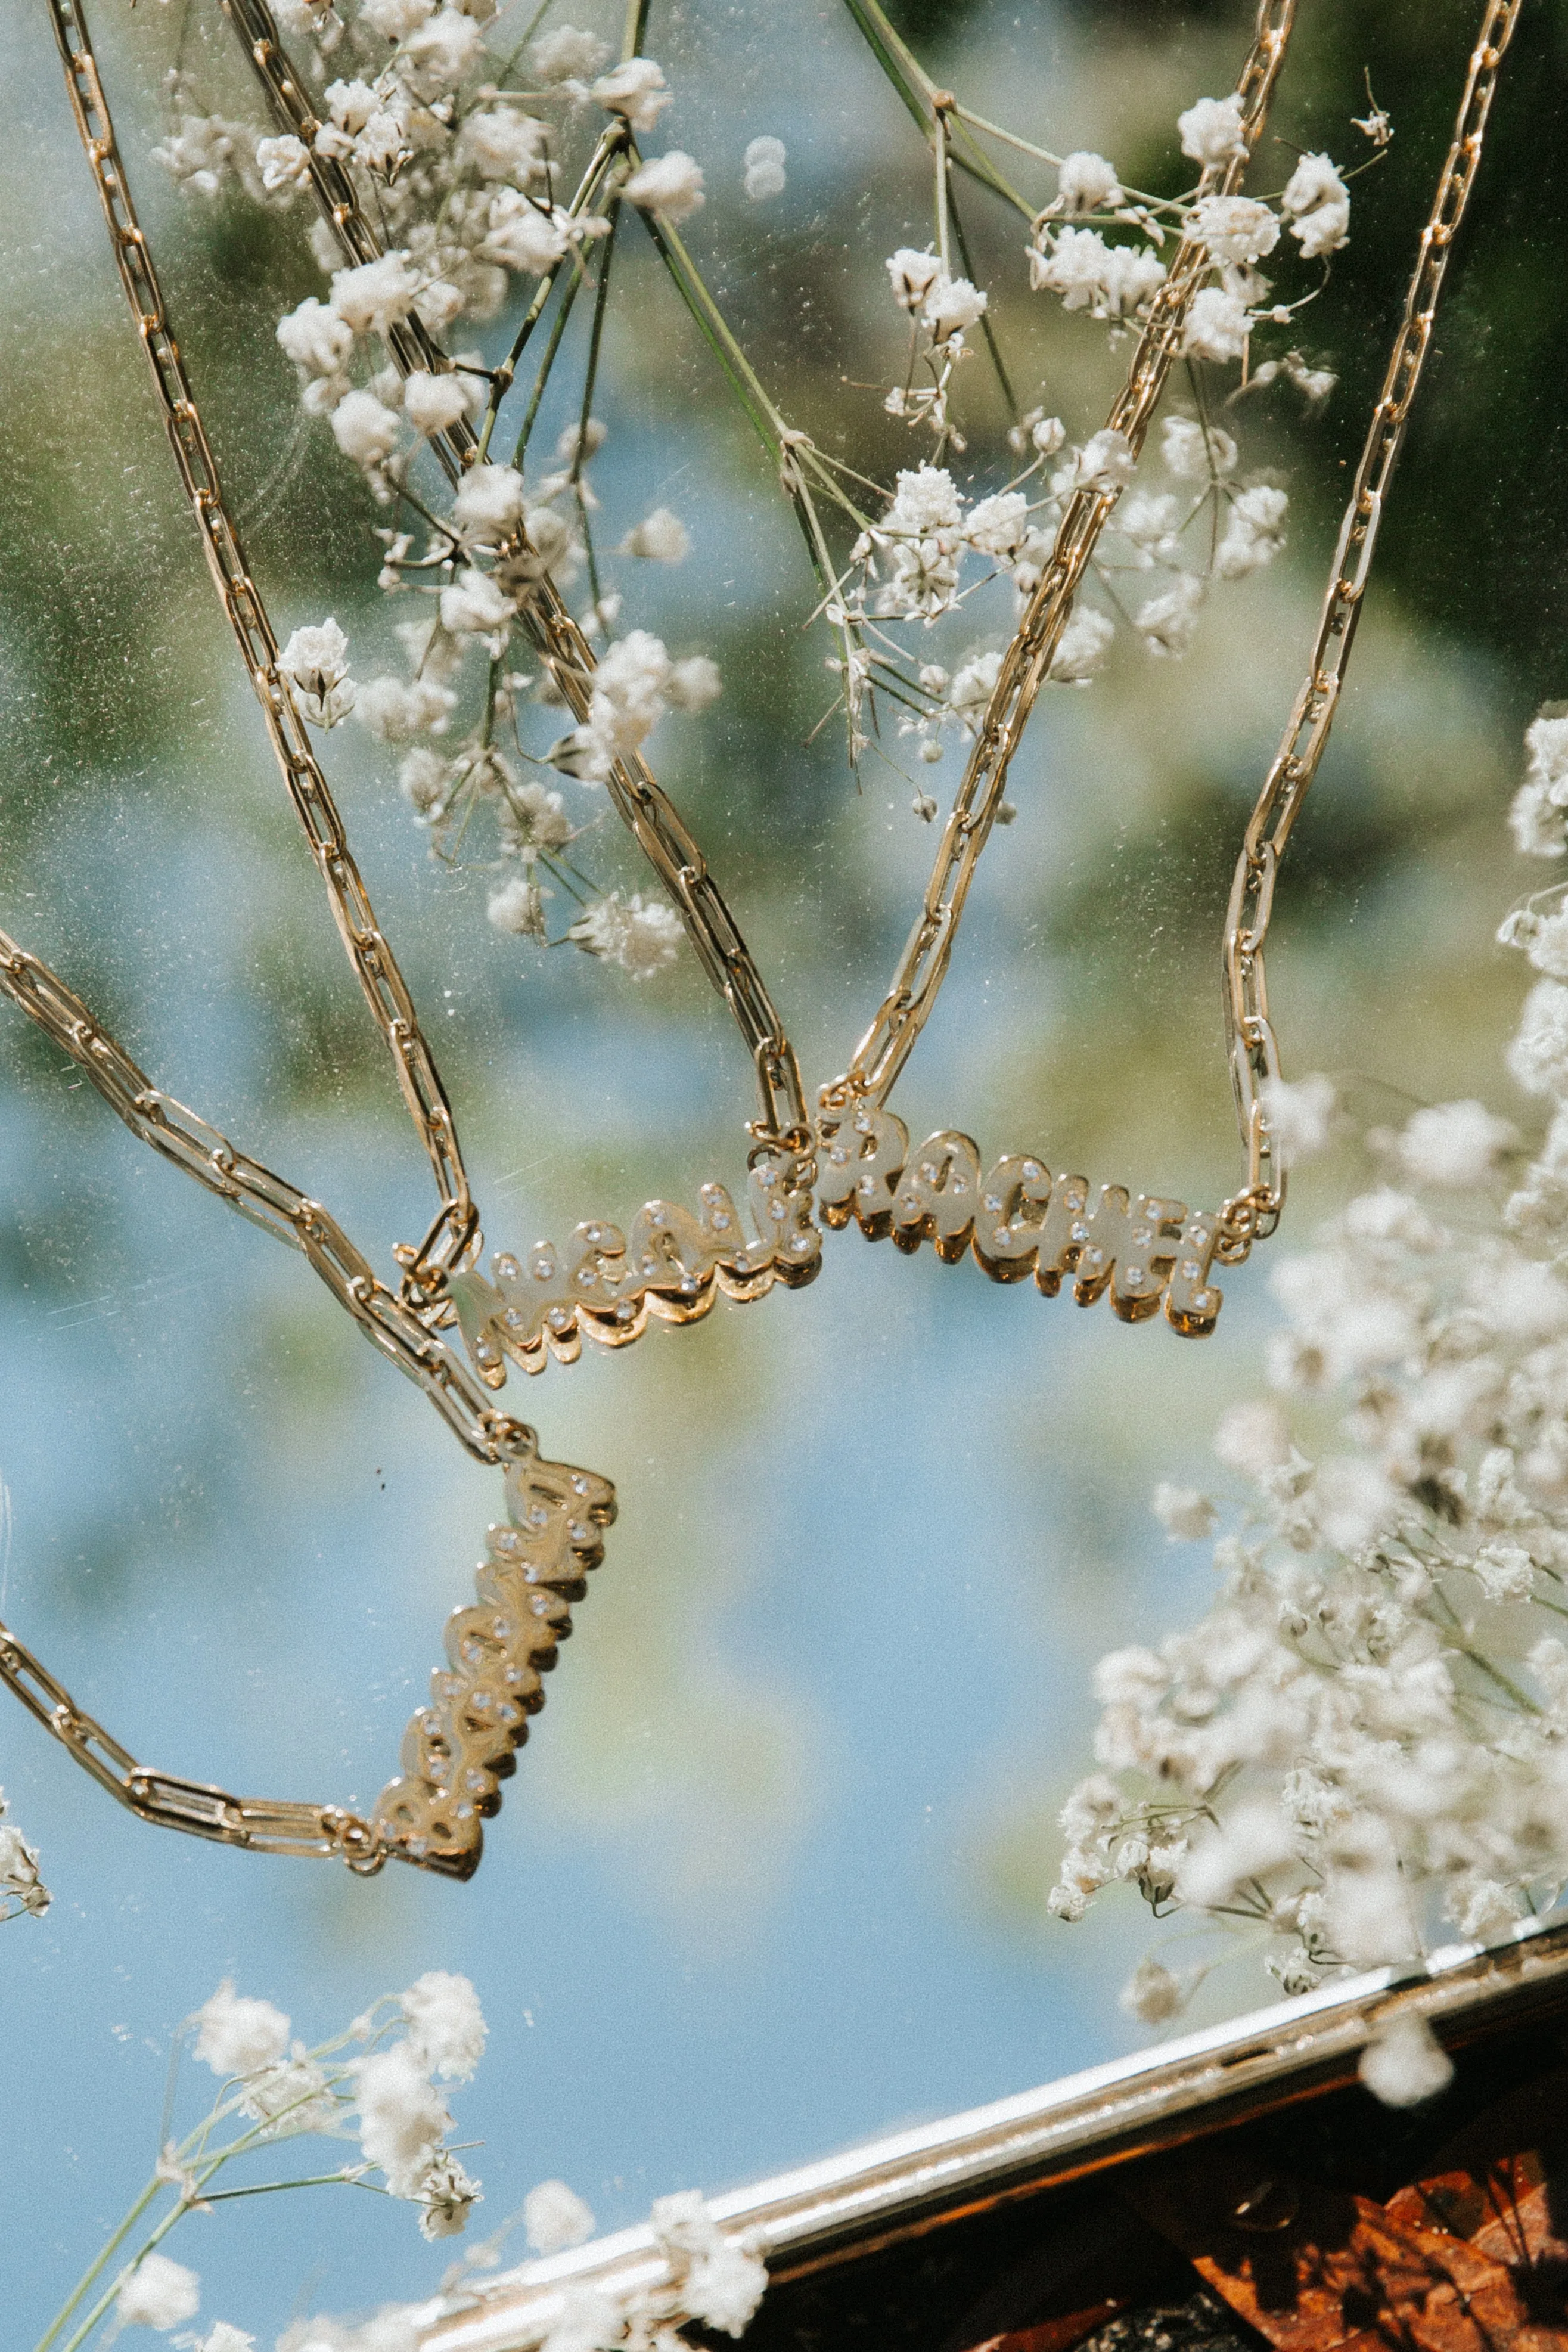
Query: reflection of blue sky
[{"left": 0, "top": 0, "right": 1535, "bottom": 2340}]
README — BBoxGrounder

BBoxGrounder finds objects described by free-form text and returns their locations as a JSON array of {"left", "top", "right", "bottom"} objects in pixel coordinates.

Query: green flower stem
[
  {"left": 572, "top": 199, "right": 620, "bottom": 608},
  {"left": 478, "top": 133, "right": 624, "bottom": 461},
  {"left": 495, "top": 0, "right": 558, "bottom": 86},
  {"left": 33, "top": 2174, "right": 164, "bottom": 2352},
  {"left": 621, "top": 0, "right": 649, "bottom": 61},
  {"left": 633, "top": 204, "right": 868, "bottom": 530},
  {"left": 839, "top": 0, "right": 1026, "bottom": 213},
  {"left": 948, "top": 188, "right": 1018, "bottom": 420},
  {"left": 37, "top": 2062, "right": 359, "bottom": 2352},
  {"left": 199, "top": 2173, "right": 382, "bottom": 2204},
  {"left": 511, "top": 244, "right": 592, "bottom": 469}
]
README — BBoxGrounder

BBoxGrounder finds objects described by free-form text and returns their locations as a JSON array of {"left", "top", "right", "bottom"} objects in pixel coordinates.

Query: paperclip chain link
[
  {"left": 222, "top": 0, "right": 812, "bottom": 1158},
  {"left": 0, "top": 1619, "right": 387, "bottom": 1864},
  {"left": 1223, "top": 0, "right": 1523, "bottom": 1228},
  {"left": 0, "top": 927, "right": 533, "bottom": 1461},
  {"left": 826, "top": 0, "right": 1297, "bottom": 1115},
  {"left": 46, "top": 0, "right": 482, "bottom": 1283}
]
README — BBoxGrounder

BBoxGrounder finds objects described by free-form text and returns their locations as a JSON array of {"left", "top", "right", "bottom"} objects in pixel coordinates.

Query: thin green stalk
[
  {"left": 511, "top": 247, "right": 591, "bottom": 470},
  {"left": 933, "top": 104, "right": 951, "bottom": 274},
  {"left": 838, "top": 0, "right": 1023, "bottom": 211},
  {"left": 621, "top": 0, "right": 649, "bottom": 60},
  {"left": 949, "top": 188, "right": 1017, "bottom": 420},
  {"left": 951, "top": 103, "right": 1061, "bottom": 169},
  {"left": 478, "top": 133, "right": 623, "bottom": 460},
  {"left": 37, "top": 2065, "right": 361, "bottom": 2352},
  {"left": 33, "top": 2176, "right": 164, "bottom": 2352},
  {"left": 200, "top": 2173, "right": 380, "bottom": 2204},
  {"left": 496, "top": 0, "right": 558, "bottom": 81},
  {"left": 572, "top": 199, "right": 620, "bottom": 607},
  {"left": 635, "top": 204, "right": 868, "bottom": 530}
]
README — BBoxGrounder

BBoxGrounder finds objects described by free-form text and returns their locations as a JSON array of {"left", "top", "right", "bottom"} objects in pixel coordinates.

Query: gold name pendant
[
  {"left": 817, "top": 1106, "right": 1226, "bottom": 1335},
  {"left": 443, "top": 1147, "right": 822, "bottom": 1381}
]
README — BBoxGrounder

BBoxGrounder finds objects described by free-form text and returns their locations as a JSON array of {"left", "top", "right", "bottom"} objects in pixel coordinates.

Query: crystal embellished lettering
[
  {"left": 372, "top": 1438, "right": 617, "bottom": 1878},
  {"left": 816, "top": 1105, "right": 1224, "bottom": 1333},
  {"left": 444, "top": 1147, "right": 821, "bottom": 1381}
]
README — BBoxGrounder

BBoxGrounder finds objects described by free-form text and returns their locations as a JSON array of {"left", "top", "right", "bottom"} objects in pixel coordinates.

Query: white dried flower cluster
[
  {"left": 535, "top": 2189, "right": 769, "bottom": 2352},
  {"left": 1023, "top": 95, "right": 1345, "bottom": 434},
  {"left": 743, "top": 135, "right": 787, "bottom": 203},
  {"left": 186, "top": 1972, "right": 485, "bottom": 2237},
  {"left": 280, "top": 616, "right": 356, "bottom": 727},
  {"left": 1051, "top": 719, "right": 1568, "bottom": 2097},
  {"left": 834, "top": 404, "right": 1288, "bottom": 772},
  {"left": 0, "top": 1784, "right": 49, "bottom": 1920},
  {"left": 117, "top": 2249, "right": 203, "bottom": 2332},
  {"left": 566, "top": 889, "right": 685, "bottom": 980},
  {"left": 156, "top": 10, "right": 724, "bottom": 980}
]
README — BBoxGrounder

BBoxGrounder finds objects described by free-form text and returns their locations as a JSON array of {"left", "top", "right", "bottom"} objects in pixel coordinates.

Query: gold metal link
[
  {"left": 1223, "top": 0, "right": 1522, "bottom": 1216},
  {"left": 45, "top": 0, "right": 479, "bottom": 1277},
  {"left": 826, "top": 0, "right": 1297, "bottom": 1113},
  {"left": 0, "top": 1428, "right": 617, "bottom": 1877},
  {"left": 0, "top": 927, "right": 529, "bottom": 1464},
  {"left": 220, "top": 0, "right": 812, "bottom": 1157}
]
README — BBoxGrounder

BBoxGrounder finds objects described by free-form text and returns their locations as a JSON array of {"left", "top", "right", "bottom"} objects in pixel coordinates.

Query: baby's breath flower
[
  {"left": 922, "top": 273, "right": 987, "bottom": 342},
  {"left": 1161, "top": 415, "right": 1237, "bottom": 479},
  {"left": 619, "top": 507, "right": 690, "bottom": 561},
  {"left": 277, "top": 297, "right": 355, "bottom": 387},
  {"left": 256, "top": 134, "right": 311, "bottom": 193},
  {"left": 0, "top": 1786, "right": 49, "bottom": 1919},
  {"left": 1358, "top": 2013, "right": 1453, "bottom": 2107},
  {"left": 622, "top": 151, "right": 705, "bottom": 222},
  {"left": 399, "top": 1971, "right": 486, "bottom": 2080},
  {"left": 398, "top": 7, "right": 487, "bottom": 98},
  {"left": 330, "top": 388, "right": 402, "bottom": 467},
  {"left": 1182, "top": 285, "right": 1249, "bottom": 364},
  {"left": 743, "top": 135, "right": 787, "bottom": 202},
  {"left": 1120, "top": 1955, "right": 1185, "bottom": 2023},
  {"left": 1136, "top": 573, "right": 1204, "bottom": 656},
  {"left": 1215, "top": 483, "right": 1288, "bottom": 578},
  {"left": 355, "top": 2043, "right": 451, "bottom": 2199},
  {"left": 460, "top": 107, "right": 547, "bottom": 187},
  {"left": 525, "top": 2178, "right": 597, "bottom": 2255},
  {"left": 1029, "top": 226, "right": 1165, "bottom": 321},
  {"left": 453, "top": 463, "right": 524, "bottom": 543},
  {"left": 1188, "top": 194, "right": 1278, "bottom": 265},
  {"left": 1282, "top": 153, "right": 1351, "bottom": 258},
  {"left": 569, "top": 890, "right": 684, "bottom": 979},
  {"left": 330, "top": 251, "right": 420, "bottom": 335},
  {"left": 1391, "top": 1101, "right": 1518, "bottom": 1189},
  {"left": 1057, "top": 150, "right": 1123, "bottom": 213},
  {"left": 533, "top": 24, "right": 611, "bottom": 84},
  {"left": 1152, "top": 1482, "right": 1217, "bottom": 1541},
  {"left": 416, "top": 2149, "right": 483, "bottom": 2238},
  {"left": 358, "top": 675, "right": 457, "bottom": 741},
  {"left": 361, "top": 0, "right": 434, "bottom": 34},
  {"left": 885, "top": 246, "right": 942, "bottom": 312},
  {"left": 591, "top": 57, "right": 671, "bottom": 135},
  {"left": 1258, "top": 1070, "right": 1335, "bottom": 1164},
  {"left": 666, "top": 653, "right": 722, "bottom": 712},
  {"left": 192, "top": 1981, "right": 291, "bottom": 2078},
  {"left": 117, "top": 2252, "right": 201, "bottom": 2332},
  {"left": 1049, "top": 606, "right": 1113, "bottom": 683},
  {"left": 280, "top": 618, "right": 356, "bottom": 727},
  {"left": 1177, "top": 94, "right": 1247, "bottom": 166},
  {"left": 439, "top": 567, "right": 516, "bottom": 640}
]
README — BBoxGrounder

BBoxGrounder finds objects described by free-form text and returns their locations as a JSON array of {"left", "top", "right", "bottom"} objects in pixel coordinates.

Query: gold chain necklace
[
  {"left": 816, "top": 0, "right": 1519, "bottom": 1337},
  {"left": 0, "top": 0, "right": 812, "bottom": 1878},
  {"left": 223, "top": 0, "right": 824, "bottom": 1380},
  {"left": 0, "top": 932, "right": 612, "bottom": 1878}
]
